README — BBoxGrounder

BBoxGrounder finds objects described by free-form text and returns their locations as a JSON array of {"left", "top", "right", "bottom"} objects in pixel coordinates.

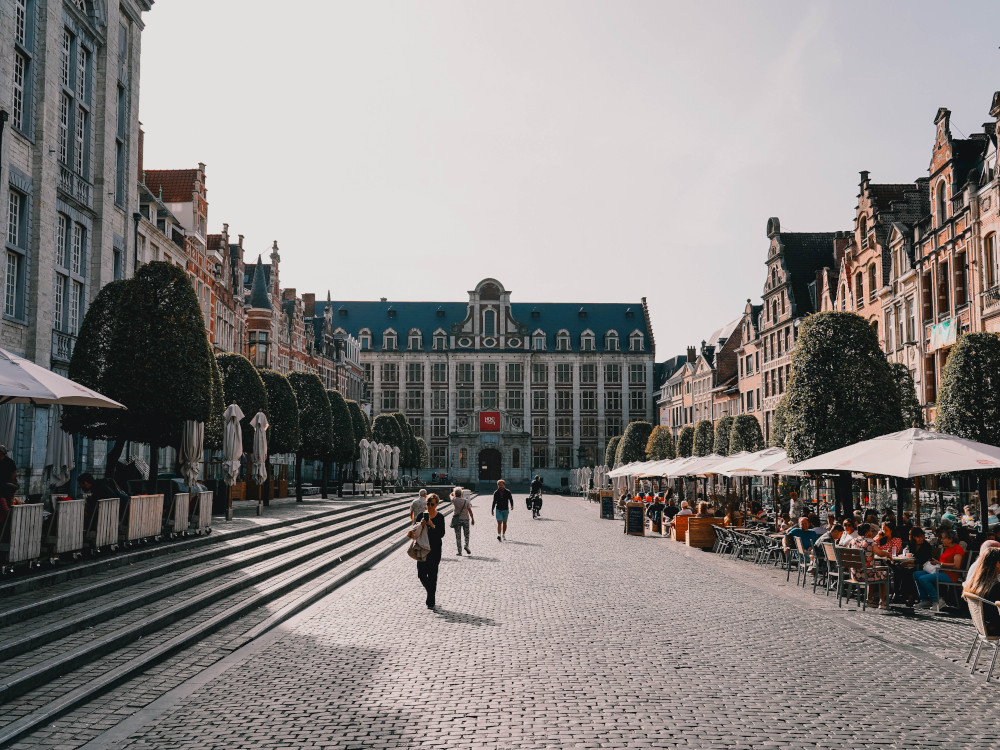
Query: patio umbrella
[
  {"left": 0, "top": 347, "right": 125, "bottom": 407},
  {"left": 222, "top": 403, "right": 245, "bottom": 487},
  {"left": 179, "top": 420, "right": 204, "bottom": 492},
  {"left": 250, "top": 412, "right": 269, "bottom": 485},
  {"left": 369, "top": 441, "right": 380, "bottom": 480},
  {"left": 359, "top": 439, "right": 370, "bottom": 481},
  {"left": 716, "top": 447, "right": 787, "bottom": 476},
  {"left": 44, "top": 404, "right": 75, "bottom": 487},
  {"left": 391, "top": 446, "right": 400, "bottom": 482}
]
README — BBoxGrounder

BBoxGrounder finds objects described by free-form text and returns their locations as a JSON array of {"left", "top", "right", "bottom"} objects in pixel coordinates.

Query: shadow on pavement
[
  {"left": 433, "top": 609, "right": 498, "bottom": 626},
  {"left": 465, "top": 556, "right": 500, "bottom": 562},
  {"left": 528, "top": 518, "right": 565, "bottom": 522},
  {"left": 501, "top": 540, "right": 542, "bottom": 547}
]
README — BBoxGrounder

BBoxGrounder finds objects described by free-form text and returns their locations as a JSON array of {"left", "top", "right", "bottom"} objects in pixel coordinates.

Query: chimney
[
  {"left": 686, "top": 346, "right": 696, "bottom": 363},
  {"left": 303, "top": 293, "right": 316, "bottom": 317},
  {"left": 283, "top": 288, "right": 296, "bottom": 301}
]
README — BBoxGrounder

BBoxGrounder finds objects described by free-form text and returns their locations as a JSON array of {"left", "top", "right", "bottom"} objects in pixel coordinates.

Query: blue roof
[{"left": 313, "top": 300, "right": 650, "bottom": 353}]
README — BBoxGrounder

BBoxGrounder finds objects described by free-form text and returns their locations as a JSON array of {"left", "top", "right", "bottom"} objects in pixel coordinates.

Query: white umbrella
[
  {"left": 0, "top": 403, "right": 15, "bottom": 449},
  {"left": 222, "top": 403, "right": 244, "bottom": 487},
  {"left": 179, "top": 420, "right": 204, "bottom": 491},
  {"left": 359, "top": 438, "right": 370, "bottom": 481},
  {"left": 391, "top": 446, "right": 400, "bottom": 481},
  {"left": 673, "top": 454, "right": 729, "bottom": 477},
  {"left": 0, "top": 347, "right": 125, "bottom": 407},
  {"left": 791, "top": 428, "right": 1000, "bottom": 478},
  {"left": 716, "top": 447, "right": 787, "bottom": 476},
  {"left": 369, "top": 441, "right": 380, "bottom": 479},
  {"left": 44, "top": 404, "right": 75, "bottom": 486},
  {"left": 250, "top": 412, "right": 269, "bottom": 485},
  {"left": 379, "top": 444, "right": 390, "bottom": 480}
]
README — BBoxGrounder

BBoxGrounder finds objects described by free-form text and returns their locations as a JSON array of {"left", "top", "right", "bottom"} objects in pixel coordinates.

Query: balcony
[
  {"left": 51, "top": 329, "right": 76, "bottom": 364},
  {"left": 58, "top": 165, "right": 93, "bottom": 208}
]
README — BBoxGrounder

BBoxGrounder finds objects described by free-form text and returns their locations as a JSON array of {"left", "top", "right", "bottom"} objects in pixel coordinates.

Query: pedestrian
[
  {"left": 410, "top": 488, "right": 428, "bottom": 522},
  {"left": 492, "top": 478, "right": 514, "bottom": 541},
  {"left": 451, "top": 487, "right": 474, "bottom": 556},
  {"left": 416, "top": 493, "right": 446, "bottom": 609}
]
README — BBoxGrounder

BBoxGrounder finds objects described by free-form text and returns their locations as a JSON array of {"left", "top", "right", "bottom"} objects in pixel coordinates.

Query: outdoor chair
[
  {"left": 791, "top": 536, "right": 811, "bottom": 587},
  {"left": 935, "top": 551, "right": 976, "bottom": 609},
  {"left": 962, "top": 593, "right": 1000, "bottom": 681},
  {"left": 711, "top": 525, "right": 728, "bottom": 555},
  {"left": 759, "top": 534, "right": 784, "bottom": 567},
  {"left": 833, "top": 546, "right": 875, "bottom": 611},
  {"left": 812, "top": 543, "right": 829, "bottom": 595}
]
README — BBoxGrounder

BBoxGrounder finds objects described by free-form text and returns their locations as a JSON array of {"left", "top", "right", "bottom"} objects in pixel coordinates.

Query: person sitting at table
[
  {"left": 675, "top": 501, "right": 693, "bottom": 517},
  {"left": 895, "top": 527, "right": 933, "bottom": 606},
  {"left": 965, "top": 540, "right": 1000, "bottom": 582},
  {"left": 810, "top": 524, "right": 844, "bottom": 573},
  {"left": 863, "top": 509, "right": 879, "bottom": 526},
  {"left": 646, "top": 494, "right": 665, "bottom": 529},
  {"left": 961, "top": 505, "right": 977, "bottom": 527},
  {"left": 963, "top": 548, "right": 1000, "bottom": 636},
  {"left": 846, "top": 523, "right": 891, "bottom": 608},
  {"left": 695, "top": 501, "right": 711, "bottom": 517},
  {"left": 662, "top": 495, "right": 679, "bottom": 522},
  {"left": 783, "top": 517, "right": 819, "bottom": 569},
  {"left": 776, "top": 512, "right": 792, "bottom": 532},
  {"left": 913, "top": 527, "right": 964, "bottom": 612},
  {"left": 874, "top": 521, "right": 903, "bottom": 557},
  {"left": 838, "top": 518, "right": 859, "bottom": 546}
]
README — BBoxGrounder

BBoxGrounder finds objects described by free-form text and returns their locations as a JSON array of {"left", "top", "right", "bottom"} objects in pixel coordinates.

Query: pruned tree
[
  {"left": 287, "top": 371, "right": 333, "bottom": 501},
  {"left": 615, "top": 421, "right": 652, "bottom": 465},
  {"left": 645, "top": 426, "right": 676, "bottom": 461},
  {"left": 693, "top": 420, "right": 715, "bottom": 457},
  {"left": 890, "top": 362, "right": 925, "bottom": 430},
  {"left": 713, "top": 415, "right": 734, "bottom": 456},
  {"left": 217, "top": 353, "right": 269, "bottom": 453},
  {"left": 204, "top": 355, "right": 225, "bottom": 452},
  {"left": 677, "top": 426, "right": 695, "bottom": 458},
  {"left": 604, "top": 436, "right": 621, "bottom": 467},
  {"left": 770, "top": 395, "right": 789, "bottom": 449},
  {"left": 372, "top": 413, "right": 403, "bottom": 447},
  {"left": 729, "top": 415, "right": 764, "bottom": 454},
  {"left": 326, "top": 389, "right": 355, "bottom": 497},
  {"left": 258, "top": 369, "right": 300, "bottom": 455},
  {"left": 416, "top": 437, "right": 429, "bottom": 470}
]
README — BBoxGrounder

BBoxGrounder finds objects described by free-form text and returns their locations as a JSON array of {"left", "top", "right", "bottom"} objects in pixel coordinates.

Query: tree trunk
[
  {"left": 337, "top": 462, "right": 344, "bottom": 498},
  {"left": 263, "top": 458, "right": 272, "bottom": 506},
  {"left": 105, "top": 439, "right": 126, "bottom": 481},
  {"left": 295, "top": 452, "right": 304, "bottom": 502},
  {"left": 147, "top": 444, "right": 160, "bottom": 494},
  {"left": 833, "top": 471, "right": 853, "bottom": 519}
]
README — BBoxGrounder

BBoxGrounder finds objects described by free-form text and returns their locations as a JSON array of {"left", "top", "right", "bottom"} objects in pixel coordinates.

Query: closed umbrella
[
  {"left": 0, "top": 347, "right": 124, "bottom": 407},
  {"left": 0, "top": 403, "right": 15, "bottom": 449},
  {"left": 250, "top": 412, "right": 269, "bottom": 485},
  {"left": 359, "top": 439, "right": 370, "bottom": 481},
  {"left": 44, "top": 404, "right": 75, "bottom": 487},
  {"left": 179, "top": 420, "right": 204, "bottom": 493},
  {"left": 222, "top": 403, "right": 244, "bottom": 487},
  {"left": 391, "top": 446, "right": 400, "bottom": 482}
]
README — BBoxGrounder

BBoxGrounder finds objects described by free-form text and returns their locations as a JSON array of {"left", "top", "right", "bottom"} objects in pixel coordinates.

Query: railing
[
  {"left": 51, "top": 330, "right": 76, "bottom": 364},
  {"left": 983, "top": 286, "right": 1000, "bottom": 312},
  {"left": 58, "top": 165, "right": 92, "bottom": 207}
]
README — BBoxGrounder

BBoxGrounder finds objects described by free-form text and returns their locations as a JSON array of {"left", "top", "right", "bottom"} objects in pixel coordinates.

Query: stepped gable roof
[
  {"left": 950, "top": 136, "right": 989, "bottom": 190},
  {"left": 776, "top": 232, "right": 838, "bottom": 316},
  {"left": 313, "top": 299, "right": 651, "bottom": 353},
  {"left": 143, "top": 169, "right": 199, "bottom": 203},
  {"left": 247, "top": 257, "right": 271, "bottom": 310}
]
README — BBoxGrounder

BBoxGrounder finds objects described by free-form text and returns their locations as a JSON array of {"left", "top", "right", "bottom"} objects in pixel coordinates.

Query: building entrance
[{"left": 478, "top": 448, "right": 502, "bottom": 482}]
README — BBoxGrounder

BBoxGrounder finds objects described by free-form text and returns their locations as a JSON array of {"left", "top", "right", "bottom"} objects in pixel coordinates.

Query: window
[
  {"left": 605, "top": 332, "right": 619, "bottom": 351},
  {"left": 432, "top": 362, "right": 447, "bottom": 383},
  {"left": 580, "top": 390, "right": 596, "bottom": 410},
  {"left": 555, "top": 446, "right": 572, "bottom": 470},
  {"left": 481, "top": 390, "right": 498, "bottom": 410},
  {"left": 885, "top": 311, "right": 894, "bottom": 351},
  {"left": 363, "top": 363, "right": 373, "bottom": 383},
  {"left": 581, "top": 332, "right": 595, "bottom": 351},
  {"left": 57, "top": 28, "right": 91, "bottom": 179},
  {"left": 5, "top": 189, "right": 27, "bottom": 319},
  {"left": 868, "top": 264, "right": 878, "bottom": 298},
  {"left": 406, "top": 363, "right": 423, "bottom": 383},
  {"left": 481, "top": 363, "right": 498, "bottom": 384},
  {"left": 581, "top": 417, "right": 597, "bottom": 438},
  {"left": 381, "top": 363, "right": 398, "bottom": 382},
  {"left": 580, "top": 363, "right": 596, "bottom": 383},
  {"left": 531, "top": 363, "right": 547, "bottom": 384},
  {"left": 555, "top": 363, "right": 572, "bottom": 383},
  {"left": 409, "top": 416, "right": 422, "bottom": 437},
  {"left": 359, "top": 330, "right": 371, "bottom": 350},
  {"left": 605, "top": 390, "right": 622, "bottom": 411},
  {"left": 430, "top": 447, "right": 447, "bottom": 467},
  {"left": 506, "top": 389, "right": 523, "bottom": 410},
  {"left": 629, "top": 391, "right": 646, "bottom": 411},
  {"left": 906, "top": 298, "right": 916, "bottom": 342},
  {"left": 629, "top": 364, "right": 645, "bottom": 385},
  {"left": 58, "top": 95, "right": 70, "bottom": 165},
  {"left": 456, "top": 363, "right": 473, "bottom": 383},
  {"left": 483, "top": 309, "right": 496, "bottom": 336},
  {"left": 629, "top": 332, "right": 644, "bottom": 352},
  {"left": 459, "top": 448, "right": 468, "bottom": 469},
  {"left": 433, "top": 332, "right": 447, "bottom": 350},
  {"left": 532, "top": 446, "right": 548, "bottom": 470},
  {"left": 533, "top": 333, "right": 545, "bottom": 350},
  {"left": 457, "top": 391, "right": 473, "bottom": 410},
  {"left": 432, "top": 391, "right": 448, "bottom": 410},
  {"left": 432, "top": 417, "right": 447, "bottom": 438},
  {"left": 556, "top": 391, "right": 573, "bottom": 410},
  {"left": 746, "top": 390, "right": 754, "bottom": 411},
  {"left": 511, "top": 448, "right": 520, "bottom": 469},
  {"left": 855, "top": 272, "right": 864, "bottom": 306},
  {"left": 405, "top": 390, "right": 423, "bottom": 411},
  {"left": 986, "top": 234, "right": 999, "bottom": 289},
  {"left": 506, "top": 363, "right": 522, "bottom": 383},
  {"left": 605, "top": 416, "right": 621, "bottom": 437},
  {"left": 382, "top": 331, "right": 397, "bottom": 350},
  {"left": 380, "top": 390, "right": 398, "bottom": 411},
  {"left": 605, "top": 363, "right": 621, "bottom": 383},
  {"left": 408, "top": 330, "right": 422, "bottom": 350},
  {"left": 531, "top": 416, "right": 547, "bottom": 438},
  {"left": 556, "top": 330, "right": 570, "bottom": 351},
  {"left": 556, "top": 417, "right": 572, "bottom": 438},
  {"left": 936, "top": 181, "right": 947, "bottom": 226},
  {"left": 531, "top": 390, "right": 548, "bottom": 411}
]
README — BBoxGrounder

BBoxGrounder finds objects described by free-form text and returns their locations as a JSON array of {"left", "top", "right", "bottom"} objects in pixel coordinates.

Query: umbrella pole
[
  {"left": 914, "top": 476, "right": 920, "bottom": 527},
  {"left": 227, "top": 483, "right": 233, "bottom": 522}
]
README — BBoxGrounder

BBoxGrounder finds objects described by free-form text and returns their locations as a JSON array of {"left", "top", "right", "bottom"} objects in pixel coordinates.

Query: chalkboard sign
[
  {"left": 600, "top": 496, "right": 615, "bottom": 520},
  {"left": 625, "top": 502, "right": 646, "bottom": 536}
]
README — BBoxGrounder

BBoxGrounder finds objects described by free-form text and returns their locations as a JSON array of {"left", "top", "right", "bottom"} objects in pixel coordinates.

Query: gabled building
[{"left": 734, "top": 299, "right": 763, "bottom": 420}]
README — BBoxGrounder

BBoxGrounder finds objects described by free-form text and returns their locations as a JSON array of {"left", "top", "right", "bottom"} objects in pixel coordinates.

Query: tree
[
  {"left": 326, "top": 389, "right": 355, "bottom": 497},
  {"left": 204, "top": 355, "right": 226, "bottom": 452},
  {"left": 936, "top": 332, "right": 1000, "bottom": 524},
  {"left": 713, "top": 416, "right": 734, "bottom": 456},
  {"left": 287, "top": 371, "right": 333, "bottom": 501},
  {"left": 217, "top": 353, "right": 268, "bottom": 453},
  {"left": 770, "top": 396, "right": 789, "bottom": 449},
  {"left": 415, "top": 438, "right": 429, "bottom": 471},
  {"left": 890, "top": 362, "right": 925, "bottom": 429},
  {"left": 783, "top": 311, "right": 903, "bottom": 516},
  {"left": 604, "top": 436, "right": 621, "bottom": 467},
  {"left": 372, "top": 413, "right": 403, "bottom": 447},
  {"left": 729, "top": 415, "right": 764, "bottom": 454},
  {"left": 392, "top": 413, "right": 412, "bottom": 473},
  {"left": 646, "top": 426, "right": 676, "bottom": 461},
  {"left": 258, "top": 369, "right": 300, "bottom": 455},
  {"left": 677, "top": 426, "right": 695, "bottom": 458},
  {"left": 693, "top": 420, "right": 714, "bottom": 457},
  {"left": 615, "top": 421, "right": 652, "bottom": 465},
  {"left": 345, "top": 399, "right": 370, "bottom": 482}
]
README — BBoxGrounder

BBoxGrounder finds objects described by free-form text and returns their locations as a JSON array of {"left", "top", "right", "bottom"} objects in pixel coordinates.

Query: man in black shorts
[{"left": 492, "top": 479, "right": 513, "bottom": 541}]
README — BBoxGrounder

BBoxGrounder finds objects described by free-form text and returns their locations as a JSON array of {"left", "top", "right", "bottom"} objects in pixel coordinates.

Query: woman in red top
[
  {"left": 875, "top": 521, "right": 903, "bottom": 557},
  {"left": 913, "top": 528, "right": 964, "bottom": 612}
]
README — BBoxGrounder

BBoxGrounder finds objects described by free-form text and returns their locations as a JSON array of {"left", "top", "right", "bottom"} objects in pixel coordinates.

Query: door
[{"left": 478, "top": 448, "right": 501, "bottom": 481}]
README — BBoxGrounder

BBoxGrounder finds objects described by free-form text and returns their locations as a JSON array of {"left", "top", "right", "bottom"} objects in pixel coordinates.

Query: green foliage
[
  {"left": 615, "top": 421, "right": 652, "bottom": 465},
  {"left": 729, "top": 415, "right": 764, "bottom": 454},
  {"left": 604, "top": 436, "right": 621, "bottom": 467},
  {"left": 345, "top": 400, "right": 370, "bottom": 460},
  {"left": 416, "top": 437, "right": 429, "bottom": 469},
  {"left": 937, "top": 333, "right": 1000, "bottom": 445},
  {"left": 645, "top": 426, "right": 676, "bottom": 461},
  {"left": 677, "top": 426, "right": 695, "bottom": 457},
  {"left": 287, "top": 371, "right": 333, "bottom": 459},
  {"left": 372, "top": 413, "right": 403, "bottom": 447},
  {"left": 889, "top": 362, "right": 925, "bottom": 430},
  {"left": 258, "top": 369, "right": 300, "bottom": 454},
  {"left": 204, "top": 355, "right": 225, "bottom": 451},
  {"left": 693, "top": 420, "right": 714, "bottom": 456},
  {"left": 713, "top": 416, "right": 734, "bottom": 456},
  {"left": 770, "top": 396, "right": 788, "bottom": 448},
  {"left": 784, "top": 312, "right": 902, "bottom": 463},
  {"left": 63, "top": 280, "right": 129, "bottom": 439},
  {"left": 326, "top": 389, "right": 356, "bottom": 463},
  {"left": 217, "top": 353, "right": 269, "bottom": 452},
  {"left": 391, "top": 413, "right": 412, "bottom": 467}
]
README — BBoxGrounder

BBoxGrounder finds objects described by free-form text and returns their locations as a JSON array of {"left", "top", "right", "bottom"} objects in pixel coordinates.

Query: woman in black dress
[{"left": 417, "top": 494, "right": 447, "bottom": 609}]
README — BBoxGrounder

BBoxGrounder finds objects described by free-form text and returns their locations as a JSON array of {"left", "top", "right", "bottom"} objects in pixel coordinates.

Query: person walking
[
  {"left": 451, "top": 487, "right": 474, "bottom": 556},
  {"left": 416, "top": 493, "right": 446, "bottom": 609},
  {"left": 492, "top": 479, "right": 514, "bottom": 541},
  {"left": 410, "top": 488, "right": 428, "bottom": 522}
]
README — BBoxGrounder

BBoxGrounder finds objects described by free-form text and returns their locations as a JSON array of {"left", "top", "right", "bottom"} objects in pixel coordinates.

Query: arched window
[
  {"left": 483, "top": 309, "right": 496, "bottom": 336},
  {"left": 770, "top": 267, "right": 778, "bottom": 288},
  {"left": 855, "top": 272, "right": 864, "bottom": 305},
  {"left": 859, "top": 214, "right": 867, "bottom": 238},
  {"left": 382, "top": 329, "right": 397, "bottom": 351},
  {"left": 580, "top": 329, "right": 595, "bottom": 351},
  {"left": 432, "top": 328, "right": 447, "bottom": 350},
  {"left": 629, "top": 332, "right": 644, "bottom": 352},
  {"left": 359, "top": 328, "right": 372, "bottom": 350},
  {"left": 986, "top": 234, "right": 998, "bottom": 289},
  {"left": 532, "top": 331, "right": 546, "bottom": 350},
  {"left": 604, "top": 331, "right": 619, "bottom": 351},
  {"left": 556, "top": 329, "right": 570, "bottom": 351},
  {"left": 408, "top": 328, "right": 422, "bottom": 350},
  {"left": 868, "top": 264, "right": 877, "bottom": 298},
  {"left": 936, "top": 181, "right": 948, "bottom": 226}
]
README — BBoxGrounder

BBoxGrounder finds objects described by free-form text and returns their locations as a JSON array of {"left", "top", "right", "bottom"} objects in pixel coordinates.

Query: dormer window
[
  {"left": 532, "top": 330, "right": 546, "bottom": 350},
  {"left": 483, "top": 309, "right": 496, "bottom": 336},
  {"left": 605, "top": 331, "right": 619, "bottom": 351},
  {"left": 408, "top": 329, "right": 422, "bottom": 350},
  {"left": 629, "top": 332, "right": 644, "bottom": 352},
  {"left": 433, "top": 329, "right": 448, "bottom": 350},
  {"left": 581, "top": 330, "right": 595, "bottom": 351},
  {"left": 359, "top": 328, "right": 372, "bottom": 350},
  {"left": 383, "top": 329, "right": 397, "bottom": 351},
  {"left": 338, "top": 306, "right": 348, "bottom": 317},
  {"left": 556, "top": 329, "right": 570, "bottom": 351},
  {"left": 387, "top": 306, "right": 396, "bottom": 318}
]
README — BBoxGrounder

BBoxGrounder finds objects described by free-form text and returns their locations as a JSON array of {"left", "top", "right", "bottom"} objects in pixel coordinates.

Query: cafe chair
[{"left": 962, "top": 593, "right": 1000, "bottom": 681}]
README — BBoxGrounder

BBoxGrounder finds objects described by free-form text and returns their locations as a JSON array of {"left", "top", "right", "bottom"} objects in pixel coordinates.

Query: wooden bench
[{"left": 686, "top": 516, "right": 723, "bottom": 549}]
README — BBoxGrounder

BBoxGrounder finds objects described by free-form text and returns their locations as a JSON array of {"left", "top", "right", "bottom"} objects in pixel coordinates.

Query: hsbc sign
[{"left": 479, "top": 411, "right": 501, "bottom": 432}]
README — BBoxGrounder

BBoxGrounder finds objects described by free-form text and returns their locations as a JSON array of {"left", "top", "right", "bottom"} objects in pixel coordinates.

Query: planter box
[
  {"left": 47, "top": 498, "right": 85, "bottom": 555},
  {"left": 686, "top": 516, "right": 723, "bottom": 549},
  {"left": 673, "top": 514, "right": 689, "bottom": 543}
]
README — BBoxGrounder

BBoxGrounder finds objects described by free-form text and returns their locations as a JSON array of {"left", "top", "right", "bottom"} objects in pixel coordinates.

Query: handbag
[
  {"left": 407, "top": 537, "right": 429, "bottom": 561},
  {"left": 923, "top": 561, "right": 940, "bottom": 574}
]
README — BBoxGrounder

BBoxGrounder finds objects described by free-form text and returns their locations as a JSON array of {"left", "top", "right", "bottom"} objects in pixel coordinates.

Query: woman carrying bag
[
  {"left": 416, "top": 493, "right": 446, "bottom": 609},
  {"left": 451, "top": 487, "right": 474, "bottom": 556}
]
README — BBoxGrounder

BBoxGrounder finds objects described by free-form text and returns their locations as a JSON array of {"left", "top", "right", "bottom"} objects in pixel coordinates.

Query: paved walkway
[{"left": 83, "top": 496, "right": 995, "bottom": 749}]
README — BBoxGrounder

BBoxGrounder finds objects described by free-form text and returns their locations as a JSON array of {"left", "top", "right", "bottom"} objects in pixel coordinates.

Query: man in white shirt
[{"left": 410, "top": 489, "right": 428, "bottom": 521}]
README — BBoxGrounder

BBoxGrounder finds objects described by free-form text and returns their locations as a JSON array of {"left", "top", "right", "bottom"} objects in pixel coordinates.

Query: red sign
[{"left": 480, "top": 411, "right": 501, "bottom": 432}]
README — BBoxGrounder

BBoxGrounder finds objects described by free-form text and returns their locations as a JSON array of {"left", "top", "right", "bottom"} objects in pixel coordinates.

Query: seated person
[
  {"left": 783, "top": 516, "right": 819, "bottom": 555},
  {"left": 811, "top": 524, "right": 843, "bottom": 571},
  {"left": 963, "top": 548, "right": 1000, "bottom": 636},
  {"left": 78, "top": 472, "right": 130, "bottom": 525},
  {"left": 646, "top": 495, "right": 665, "bottom": 527},
  {"left": 695, "top": 501, "right": 711, "bottom": 517},
  {"left": 675, "top": 501, "right": 694, "bottom": 517},
  {"left": 838, "top": 518, "right": 859, "bottom": 546},
  {"left": 662, "top": 497, "right": 679, "bottom": 521},
  {"left": 913, "top": 527, "right": 964, "bottom": 611}
]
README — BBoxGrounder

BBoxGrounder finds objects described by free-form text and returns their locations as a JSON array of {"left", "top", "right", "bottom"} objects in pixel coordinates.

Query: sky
[{"left": 138, "top": 0, "right": 1000, "bottom": 359}]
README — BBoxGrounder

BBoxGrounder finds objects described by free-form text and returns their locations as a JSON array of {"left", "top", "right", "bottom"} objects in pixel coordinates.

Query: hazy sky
[{"left": 139, "top": 1, "right": 1000, "bottom": 358}]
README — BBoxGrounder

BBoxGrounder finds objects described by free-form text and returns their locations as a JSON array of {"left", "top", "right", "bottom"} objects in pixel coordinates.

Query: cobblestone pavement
[{"left": 54, "top": 497, "right": 1000, "bottom": 749}]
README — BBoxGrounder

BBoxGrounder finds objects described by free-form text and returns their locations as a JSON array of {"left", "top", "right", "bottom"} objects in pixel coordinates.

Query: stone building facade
[{"left": 318, "top": 278, "right": 655, "bottom": 486}]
